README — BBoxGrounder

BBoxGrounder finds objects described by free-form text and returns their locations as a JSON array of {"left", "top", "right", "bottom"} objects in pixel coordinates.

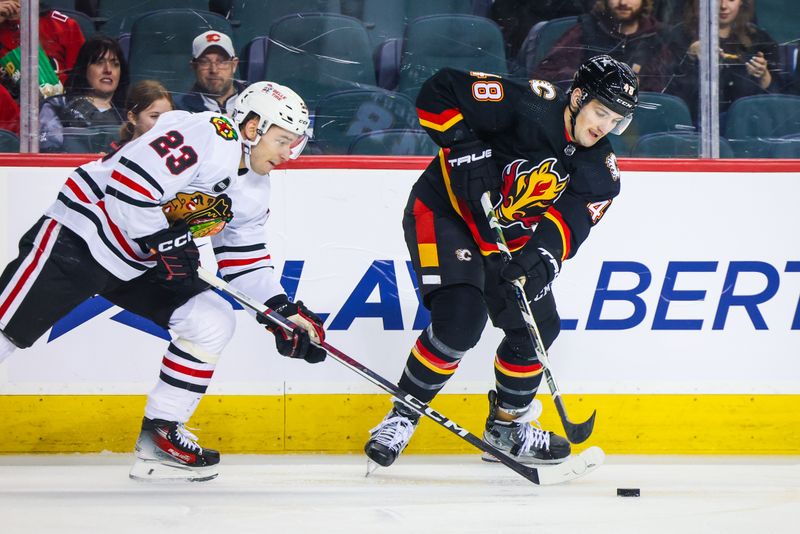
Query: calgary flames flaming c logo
[{"left": 497, "top": 158, "right": 568, "bottom": 228}]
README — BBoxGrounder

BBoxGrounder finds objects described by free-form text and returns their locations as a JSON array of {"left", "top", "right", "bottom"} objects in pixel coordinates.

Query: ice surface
[{"left": 1, "top": 454, "right": 798, "bottom": 534}]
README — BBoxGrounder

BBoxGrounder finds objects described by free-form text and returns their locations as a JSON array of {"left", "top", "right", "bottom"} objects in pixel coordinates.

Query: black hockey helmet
[{"left": 568, "top": 55, "right": 639, "bottom": 135}]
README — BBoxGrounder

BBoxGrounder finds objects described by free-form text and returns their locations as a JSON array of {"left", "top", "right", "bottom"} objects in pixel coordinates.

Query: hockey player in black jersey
[{"left": 365, "top": 55, "right": 638, "bottom": 467}]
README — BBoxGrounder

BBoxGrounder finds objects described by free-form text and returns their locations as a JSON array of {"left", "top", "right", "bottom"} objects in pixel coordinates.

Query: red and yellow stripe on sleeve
[
  {"left": 417, "top": 107, "right": 463, "bottom": 132},
  {"left": 542, "top": 206, "right": 571, "bottom": 261}
]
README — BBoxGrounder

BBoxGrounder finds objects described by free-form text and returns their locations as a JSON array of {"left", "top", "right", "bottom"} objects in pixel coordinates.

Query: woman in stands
[
  {"left": 39, "top": 35, "right": 129, "bottom": 152},
  {"left": 117, "top": 80, "right": 174, "bottom": 145},
  {"left": 666, "top": 0, "right": 781, "bottom": 121}
]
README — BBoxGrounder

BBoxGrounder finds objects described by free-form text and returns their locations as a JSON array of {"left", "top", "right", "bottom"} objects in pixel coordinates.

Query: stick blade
[
  {"left": 564, "top": 409, "right": 597, "bottom": 444},
  {"left": 535, "top": 446, "right": 605, "bottom": 486}
]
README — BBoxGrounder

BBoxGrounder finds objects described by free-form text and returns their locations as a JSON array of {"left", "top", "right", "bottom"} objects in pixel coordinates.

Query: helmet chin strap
[{"left": 241, "top": 123, "right": 267, "bottom": 171}]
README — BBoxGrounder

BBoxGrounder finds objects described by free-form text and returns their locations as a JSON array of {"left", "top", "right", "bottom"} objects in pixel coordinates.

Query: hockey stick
[
  {"left": 196, "top": 266, "right": 603, "bottom": 485},
  {"left": 479, "top": 193, "right": 596, "bottom": 444}
]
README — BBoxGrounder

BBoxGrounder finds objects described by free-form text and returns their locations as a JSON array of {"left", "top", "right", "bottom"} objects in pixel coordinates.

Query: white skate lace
[
  {"left": 173, "top": 424, "right": 203, "bottom": 452},
  {"left": 369, "top": 415, "right": 416, "bottom": 451},
  {"left": 509, "top": 400, "right": 551, "bottom": 454}
]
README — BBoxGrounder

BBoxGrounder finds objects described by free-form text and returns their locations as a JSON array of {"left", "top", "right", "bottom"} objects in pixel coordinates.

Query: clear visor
[
  {"left": 289, "top": 133, "right": 309, "bottom": 159},
  {"left": 609, "top": 114, "right": 634, "bottom": 135}
]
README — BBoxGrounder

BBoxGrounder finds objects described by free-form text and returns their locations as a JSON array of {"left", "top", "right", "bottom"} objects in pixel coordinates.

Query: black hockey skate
[
  {"left": 482, "top": 390, "right": 571, "bottom": 465},
  {"left": 129, "top": 418, "right": 220, "bottom": 482},
  {"left": 364, "top": 401, "right": 420, "bottom": 467}
]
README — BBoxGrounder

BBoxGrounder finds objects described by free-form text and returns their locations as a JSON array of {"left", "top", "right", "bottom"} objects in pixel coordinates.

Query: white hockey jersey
[{"left": 44, "top": 110, "right": 285, "bottom": 303}]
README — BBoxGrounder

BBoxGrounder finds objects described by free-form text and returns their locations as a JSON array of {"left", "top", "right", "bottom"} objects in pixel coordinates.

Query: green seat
[
  {"left": 516, "top": 16, "right": 577, "bottom": 77},
  {"left": 361, "top": 0, "right": 472, "bottom": 51},
  {"left": 61, "top": 125, "right": 120, "bottom": 154},
  {"left": 314, "top": 88, "right": 418, "bottom": 154},
  {"left": 631, "top": 132, "right": 734, "bottom": 158},
  {"left": 263, "top": 14, "right": 376, "bottom": 109},
  {"left": 230, "top": 0, "right": 342, "bottom": 52},
  {"left": 727, "top": 137, "right": 800, "bottom": 158},
  {"left": 99, "top": 0, "right": 209, "bottom": 37},
  {"left": 128, "top": 9, "right": 233, "bottom": 94},
  {"left": 348, "top": 129, "right": 439, "bottom": 155},
  {"left": 405, "top": 0, "right": 472, "bottom": 22},
  {"left": 0, "top": 129, "right": 19, "bottom": 152},
  {"left": 399, "top": 14, "right": 507, "bottom": 100},
  {"left": 755, "top": 0, "right": 800, "bottom": 44},
  {"left": 724, "top": 94, "right": 800, "bottom": 140},
  {"left": 611, "top": 92, "right": 694, "bottom": 156},
  {"left": 770, "top": 138, "right": 800, "bottom": 158}
]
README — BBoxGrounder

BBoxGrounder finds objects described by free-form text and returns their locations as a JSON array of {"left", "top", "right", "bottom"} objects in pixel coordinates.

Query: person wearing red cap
[{"left": 173, "top": 30, "right": 246, "bottom": 115}]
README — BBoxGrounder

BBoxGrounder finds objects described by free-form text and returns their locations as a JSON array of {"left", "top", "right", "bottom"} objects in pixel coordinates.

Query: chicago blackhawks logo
[
  {"left": 162, "top": 192, "right": 234, "bottom": 238},
  {"left": 497, "top": 158, "right": 568, "bottom": 228},
  {"left": 210, "top": 116, "right": 238, "bottom": 141}
]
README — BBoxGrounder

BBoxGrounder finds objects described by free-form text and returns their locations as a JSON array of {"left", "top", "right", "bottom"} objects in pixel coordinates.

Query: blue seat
[
  {"left": 348, "top": 129, "right": 439, "bottom": 155},
  {"left": 314, "top": 88, "right": 418, "bottom": 154},
  {"left": 631, "top": 132, "right": 734, "bottom": 158},
  {"left": 99, "top": 0, "right": 209, "bottom": 37},
  {"left": 612, "top": 92, "right": 695, "bottom": 156},
  {"left": 724, "top": 94, "right": 800, "bottom": 158},
  {"left": 60, "top": 125, "right": 120, "bottom": 154},
  {"left": 514, "top": 16, "right": 577, "bottom": 78},
  {"left": 259, "top": 14, "right": 376, "bottom": 108},
  {"left": 0, "top": 129, "right": 19, "bottom": 152},
  {"left": 229, "top": 0, "right": 343, "bottom": 55},
  {"left": 127, "top": 9, "right": 233, "bottom": 95},
  {"left": 398, "top": 14, "right": 507, "bottom": 100}
]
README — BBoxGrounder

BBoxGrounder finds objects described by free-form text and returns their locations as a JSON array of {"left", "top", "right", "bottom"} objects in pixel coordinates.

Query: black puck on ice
[{"left": 617, "top": 488, "right": 640, "bottom": 497}]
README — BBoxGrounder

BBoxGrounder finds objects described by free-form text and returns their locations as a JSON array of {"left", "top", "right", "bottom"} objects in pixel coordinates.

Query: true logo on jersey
[
  {"left": 210, "top": 116, "right": 238, "bottom": 141},
  {"left": 213, "top": 177, "right": 231, "bottom": 193},
  {"left": 497, "top": 158, "right": 568, "bottom": 228},
  {"left": 605, "top": 153, "right": 620, "bottom": 181}
]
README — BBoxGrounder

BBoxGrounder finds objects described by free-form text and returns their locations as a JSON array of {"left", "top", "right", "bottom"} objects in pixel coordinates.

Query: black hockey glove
[
  {"left": 500, "top": 247, "right": 560, "bottom": 301},
  {"left": 140, "top": 220, "right": 200, "bottom": 285},
  {"left": 259, "top": 294, "right": 327, "bottom": 364},
  {"left": 446, "top": 140, "right": 499, "bottom": 202}
]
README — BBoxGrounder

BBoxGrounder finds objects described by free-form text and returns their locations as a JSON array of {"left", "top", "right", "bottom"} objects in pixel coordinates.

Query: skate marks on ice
[{"left": 0, "top": 454, "right": 798, "bottom": 534}]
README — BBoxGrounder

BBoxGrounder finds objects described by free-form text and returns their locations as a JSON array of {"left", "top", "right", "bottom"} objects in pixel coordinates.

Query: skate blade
[
  {"left": 535, "top": 446, "right": 605, "bottom": 485},
  {"left": 365, "top": 459, "right": 381, "bottom": 477},
  {"left": 129, "top": 459, "right": 218, "bottom": 483}
]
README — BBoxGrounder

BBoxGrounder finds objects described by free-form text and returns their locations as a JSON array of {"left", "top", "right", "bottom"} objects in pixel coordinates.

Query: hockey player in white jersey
[{"left": 0, "top": 81, "right": 326, "bottom": 481}]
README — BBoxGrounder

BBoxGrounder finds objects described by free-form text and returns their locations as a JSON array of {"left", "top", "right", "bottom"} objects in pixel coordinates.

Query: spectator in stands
[
  {"left": 0, "top": 0, "right": 85, "bottom": 89},
  {"left": 665, "top": 0, "right": 781, "bottom": 121},
  {"left": 531, "top": 0, "right": 673, "bottom": 91},
  {"left": 39, "top": 35, "right": 129, "bottom": 152},
  {"left": 117, "top": 80, "right": 174, "bottom": 145},
  {"left": 491, "top": 0, "right": 585, "bottom": 62},
  {"left": 0, "top": 82, "right": 18, "bottom": 134},
  {"left": 174, "top": 30, "right": 245, "bottom": 115}
]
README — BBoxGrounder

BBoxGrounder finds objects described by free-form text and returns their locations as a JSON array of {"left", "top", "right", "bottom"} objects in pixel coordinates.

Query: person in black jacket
[
  {"left": 665, "top": 0, "right": 782, "bottom": 121},
  {"left": 364, "top": 56, "right": 638, "bottom": 469}
]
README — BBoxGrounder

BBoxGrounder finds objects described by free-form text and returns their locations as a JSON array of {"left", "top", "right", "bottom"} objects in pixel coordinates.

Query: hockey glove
[
  {"left": 446, "top": 140, "right": 499, "bottom": 202},
  {"left": 500, "top": 247, "right": 560, "bottom": 301},
  {"left": 260, "top": 294, "right": 327, "bottom": 364},
  {"left": 140, "top": 220, "right": 200, "bottom": 285}
]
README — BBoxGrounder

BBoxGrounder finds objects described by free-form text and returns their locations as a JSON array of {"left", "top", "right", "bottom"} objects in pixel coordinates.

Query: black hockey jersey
[{"left": 413, "top": 68, "right": 621, "bottom": 270}]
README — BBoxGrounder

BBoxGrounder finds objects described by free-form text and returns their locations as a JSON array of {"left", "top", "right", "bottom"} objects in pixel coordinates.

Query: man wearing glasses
[{"left": 175, "top": 30, "right": 246, "bottom": 115}]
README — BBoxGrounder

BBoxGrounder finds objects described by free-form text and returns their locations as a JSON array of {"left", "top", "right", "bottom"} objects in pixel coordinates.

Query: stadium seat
[
  {"left": 612, "top": 92, "right": 695, "bottom": 156},
  {"left": 514, "top": 16, "right": 577, "bottom": 78},
  {"left": 230, "top": 0, "right": 343, "bottom": 52},
  {"left": 398, "top": 14, "right": 507, "bottom": 100},
  {"left": 769, "top": 137, "right": 800, "bottom": 158},
  {"left": 127, "top": 9, "right": 233, "bottom": 95},
  {"left": 54, "top": 8, "right": 96, "bottom": 38},
  {"left": 405, "top": 0, "right": 472, "bottom": 22},
  {"left": 348, "top": 129, "right": 439, "bottom": 155},
  {"left": 98, "top": 0, "right": 209, "bottom": 37},
  {"left": 361, "top": 0, "right": 473, "bottom": 52},
  {"left": 0, "top": 129, "right": 19, "bottom": 152},
  {"left": 755, "top": 0, "right": 800, "bottom": 45},
  {"left": 60, "top": 125, "right": 120, "bottom": 153},
  {"left": 259, "top": 14, "right": 376, "bottom": 108},
  {"left": 314, "top": 88, "right": 418, "bottom": 153},
  {"left": 724, "top": 94, "right": 800, "bottom": 139},
  {"left": 631, "top": 132, "right": 734, "bottom": 158}
]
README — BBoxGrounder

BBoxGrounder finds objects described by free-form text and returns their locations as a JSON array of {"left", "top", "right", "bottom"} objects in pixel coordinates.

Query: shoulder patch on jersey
[
  {"left": 50, "top": 10, "right": 69, "bottom": 23},
  {"left": 605, "top": 153, "right": 620, "bottom": 181},
  {"left": 529, "top": 79, "right": 557, "bottom": 100},
  {"left": 210, "top": 116, "right": 238, "bottom": 141}
]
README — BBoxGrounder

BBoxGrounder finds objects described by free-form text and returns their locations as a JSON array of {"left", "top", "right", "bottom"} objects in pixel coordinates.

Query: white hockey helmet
[{"left": 231, "top": 81, "right": 311, "bottom": 161}]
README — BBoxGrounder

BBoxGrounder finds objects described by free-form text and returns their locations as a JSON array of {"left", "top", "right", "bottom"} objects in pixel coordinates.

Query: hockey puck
[{"left": 616, "top": 488, "right": 640, "bottom": 497}]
